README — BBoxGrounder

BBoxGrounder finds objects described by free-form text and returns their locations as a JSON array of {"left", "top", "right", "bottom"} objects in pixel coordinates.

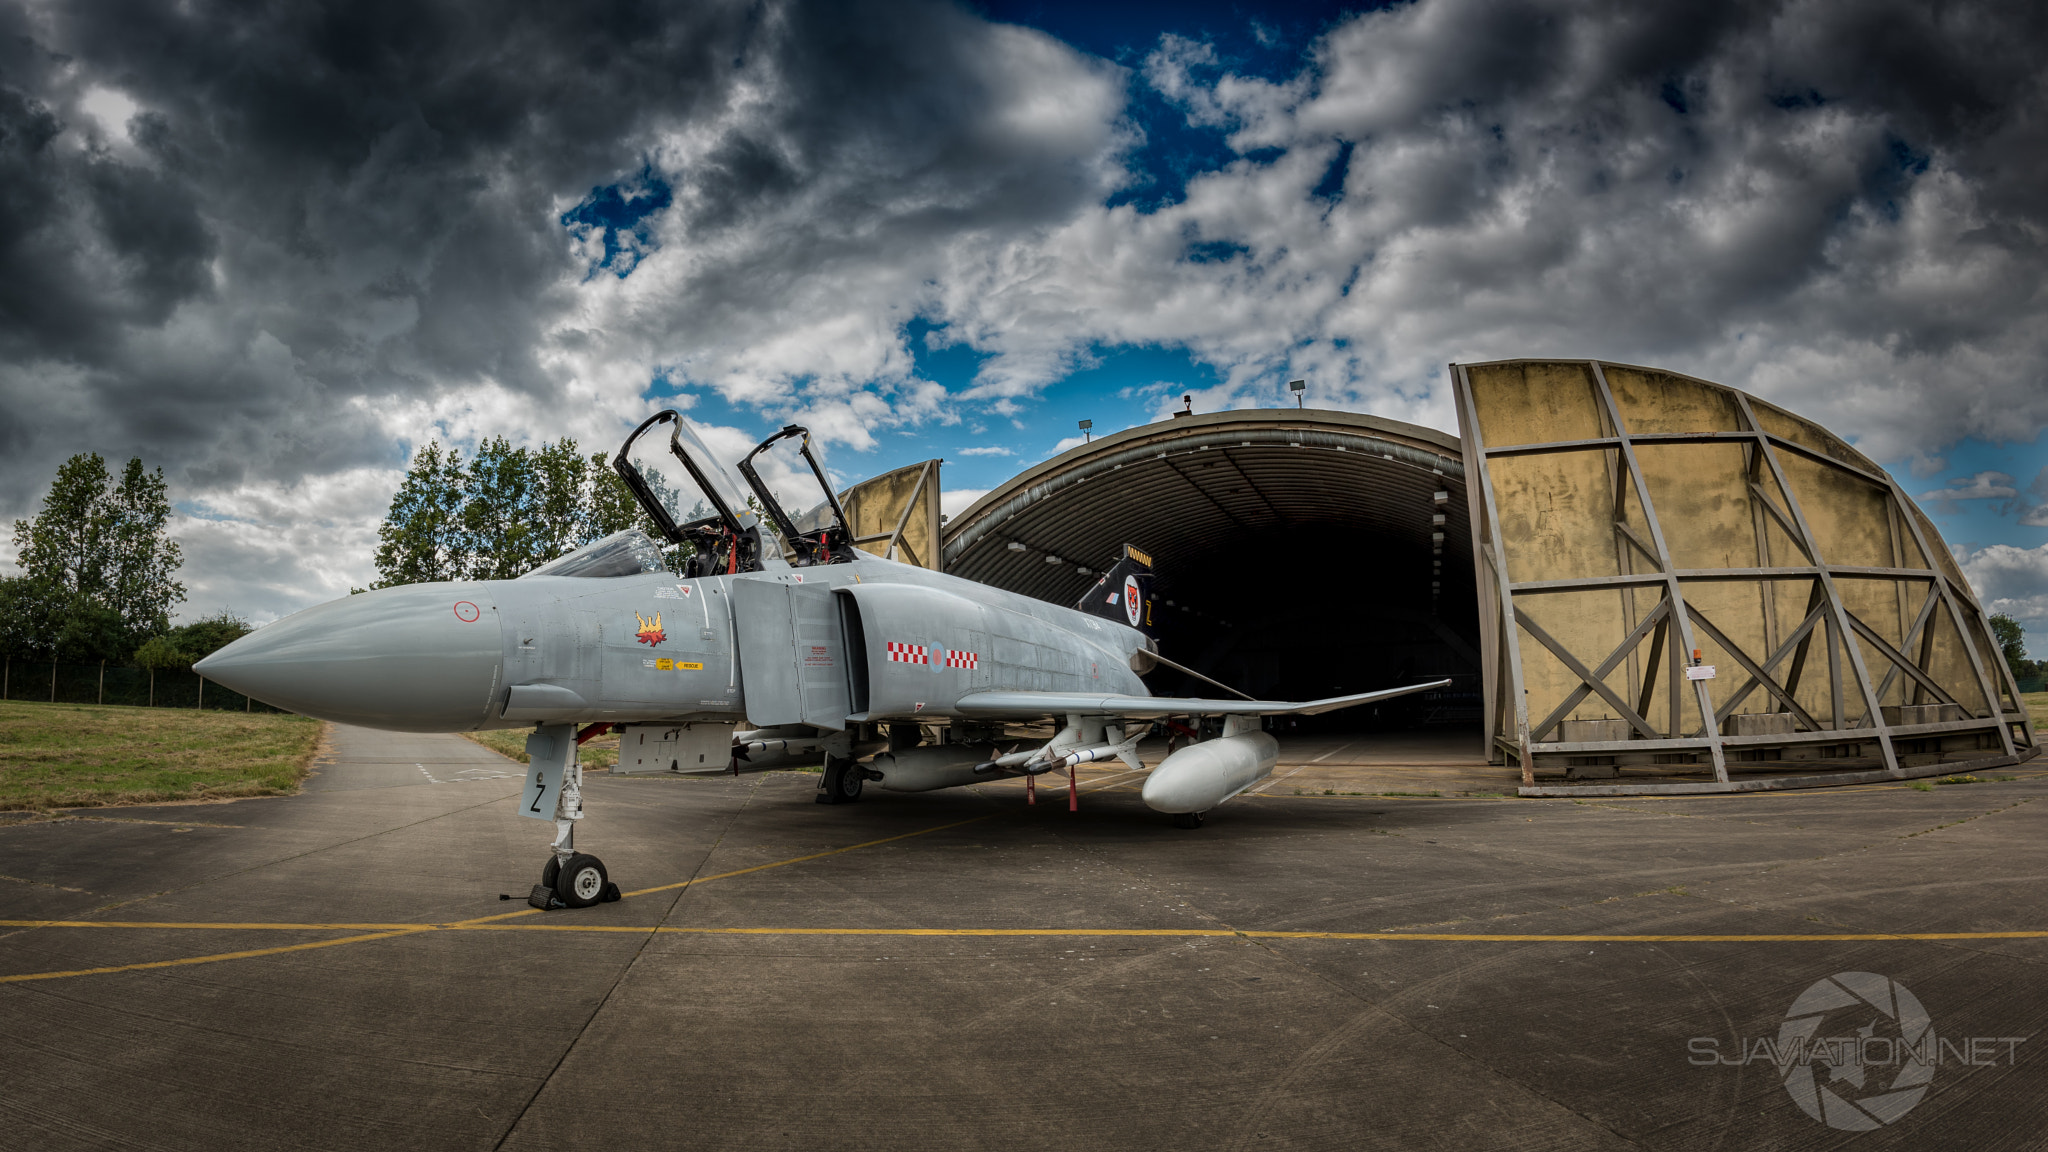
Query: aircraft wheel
[
  {"left": 1171, "top": 811, "right": 1205, "bottom": 830},
  {"left": 541, "top": 856, "right": 561, "bottom": 889},
  {"left": 554, "top": 853, "right": 609, "bottom": 908},
  {"left": 816, "top": 755, "right": 864, "bottom": 804}
]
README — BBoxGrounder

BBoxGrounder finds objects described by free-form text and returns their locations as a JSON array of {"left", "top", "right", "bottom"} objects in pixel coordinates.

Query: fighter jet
[{"left": 197, "top": 411, "right": 1447, "bottom": 909}]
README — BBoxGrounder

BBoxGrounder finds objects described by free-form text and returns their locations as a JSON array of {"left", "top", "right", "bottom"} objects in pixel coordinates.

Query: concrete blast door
[{"left": 733, "top": 579, "right": 851, "bottom": 731}]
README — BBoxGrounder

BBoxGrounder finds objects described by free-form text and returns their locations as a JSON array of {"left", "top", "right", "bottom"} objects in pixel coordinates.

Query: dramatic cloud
[
  {"left": 2, "top": 0, "right": 2044, "bottom": 621},
  {"left": 1919, "top": 470, "right": 2019, "bottom": 509},
  {"left": 2020, "top": 467, "right": 2048, "bottom": 528},
  {"left": 1956, "top": 541, "right": 2048, "bottom": 651}
]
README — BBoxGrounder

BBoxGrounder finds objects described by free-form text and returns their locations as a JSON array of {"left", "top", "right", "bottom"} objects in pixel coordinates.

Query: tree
[
  {"left": 370, "top": 436, "right": 694, "bottom": 588},
  {"left": 104, "top": 457, "right": 184, "bottom": 638},
  {"left": 8, "top": 452, "right": 184, "bottom": 658},
  {"left": 585, "top": 451, "right": 651, "bottom": 540},
  {"left": 133, "top": 634, "right": 191, "bottom": 672},
  {"left": 55, "top": 596, "right": 127, "bottom": 662},
  {"left": 15, "top": 454, "right": 112, "bottom": 595},
  {"left": 168, "top": 611, "right": 252, "bottom": 662},
  {"left": 462, "top": 436, "right": 538, "bottom": 581},
  {"left": 1989, "top": 613, "right": 2028, "bottom": 683},
  {"left": 372, "top": 441, "right": 468, "bottom": 587},
  {"left": 0, "top": 575, "right": 63, "bottom": 658},
  {"left": 530, "top": 441, "right": 592, "bottom": 564},
  {"left": 133, "top": 611, "right": 252, "bottom": 670}
]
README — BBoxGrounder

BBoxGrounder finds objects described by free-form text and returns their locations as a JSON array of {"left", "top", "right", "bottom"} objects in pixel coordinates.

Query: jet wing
[{"left": 952, "top": 679, "right": 1452, "bottom": 719}]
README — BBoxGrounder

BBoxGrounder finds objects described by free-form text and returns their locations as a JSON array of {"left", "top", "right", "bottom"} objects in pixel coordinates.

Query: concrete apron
[{"left": 1, "top": 723, "right": 2045, "bottom": 1150}]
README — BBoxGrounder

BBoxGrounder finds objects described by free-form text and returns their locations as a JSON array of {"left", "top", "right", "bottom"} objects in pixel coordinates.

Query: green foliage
[
  {"left": 371, "top": 438, "right": 687, "bottom": 587},
  {"left": 462, "top": 436, "right": 537, "bottom": 581},
  {"left": 5, "top": 453, "right": 184, "bottom": 658},
  {"left": 0, "top": 575, "right": 63, "bottom": 658},
  {"left": 130, "top": 611, "right": 251, "bottom": 671},
  {"left": 372, "top": 441, "right": 468, "bottom": 587},
  {"left": 168, "top": 611, "right": 251, "bottom": 661},
  {"left": 585, "top": 452, "right": 649, "bottom": 538},
  {"left": 133, "top": 634, "right": 191, "bottom": 672},
  {"left": 528, "top": 441, "right": 594, "bottom": 568},
  {"left": 55, "top": 597, "right": 127, "bottom": 662},
  {"left": 1989, "top": 613, "right": 2028, "bottom": 683}
]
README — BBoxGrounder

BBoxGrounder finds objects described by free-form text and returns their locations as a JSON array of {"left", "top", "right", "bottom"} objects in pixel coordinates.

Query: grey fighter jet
[{"left": 197, "top": 411, "right": 1446, "bottom": 909}]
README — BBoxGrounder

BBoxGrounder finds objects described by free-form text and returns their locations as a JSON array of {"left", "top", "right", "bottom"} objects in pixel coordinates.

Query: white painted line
[{"left": 1250, "top": 739, "right": 1362, "bottom": 794}]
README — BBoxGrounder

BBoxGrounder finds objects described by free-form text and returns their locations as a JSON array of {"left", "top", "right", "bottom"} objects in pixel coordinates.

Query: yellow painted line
[
  {"left": 570, "top": 927, "right": 2048, "bottom": 943},
  {"left": 0, "top": 921, "right": 427, "bottom": 931},
  {"left": 15, "top": 922, "right": 2045, "bottom": 944},
  {"left": 0, "top": 929, "right": 432, "bottom": 985},
  {"left": 446, "top": 813, "right": 994, "bottom": 926},
  {"left": 0, "top": 814, "right": 997, "bottom": 979}
]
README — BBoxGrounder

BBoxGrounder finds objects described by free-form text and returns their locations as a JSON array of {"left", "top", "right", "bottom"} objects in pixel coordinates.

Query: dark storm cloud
[
  {"left": 1, "top": 0, "right": 2043, "bottom": 621},
  {"left": 1115, "top": 0, "right": 2048, "bottom": 456}
]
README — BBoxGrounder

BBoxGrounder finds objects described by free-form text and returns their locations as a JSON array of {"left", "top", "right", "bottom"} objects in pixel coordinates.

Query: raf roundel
[
  {"left": 452, "top": 601, "right": 481, "bottom": 623},
  {"left": 1122, "top": 576, "right": 1142, "bottom": 627}
]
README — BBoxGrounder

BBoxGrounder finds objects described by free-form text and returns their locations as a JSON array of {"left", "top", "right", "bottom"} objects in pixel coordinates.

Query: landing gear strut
[
  {"left": 1171, "top": 810, "right": 1206, "bottom": 830},
  {"left": 816, "top": 753, "right": 865, "bottom": 804},
  {"left": 524, "top": 723, "right": 622, "bottom": 909}
]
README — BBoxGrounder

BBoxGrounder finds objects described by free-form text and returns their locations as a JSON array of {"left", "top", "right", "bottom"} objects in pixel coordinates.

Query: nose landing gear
[{"left": 531, "top": 852, "right": 622, "bottom": 909}]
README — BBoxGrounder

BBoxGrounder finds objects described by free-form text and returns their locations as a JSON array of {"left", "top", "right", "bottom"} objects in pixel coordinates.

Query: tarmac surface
[{"left": 2, "top": 723, "right": 2045, "bottom": 1150}]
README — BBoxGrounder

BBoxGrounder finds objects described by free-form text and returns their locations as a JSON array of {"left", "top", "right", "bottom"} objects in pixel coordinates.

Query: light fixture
[
  {"left": 1006, "top": 541, "right": 1027, "bottom": 552},
  {"left": 1288, "top": 379, "right": 1305, "bottom": 408},
  {"left": 1079, "top": 419, "right": 1093, "bottom": 443}
]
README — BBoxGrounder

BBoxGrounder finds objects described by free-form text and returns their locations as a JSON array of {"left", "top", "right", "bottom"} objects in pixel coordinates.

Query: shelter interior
[{"left": 934, "top": 410, "right": 1482, "bottom": 735}]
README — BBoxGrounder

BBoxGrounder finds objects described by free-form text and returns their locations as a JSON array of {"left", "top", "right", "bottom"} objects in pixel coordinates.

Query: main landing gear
[
  {"left": 816, "top": 753, "right": 868, "bottom": 804},
  {"left": 1171, "top": 811, "right": 1206, "bottom": 830}
]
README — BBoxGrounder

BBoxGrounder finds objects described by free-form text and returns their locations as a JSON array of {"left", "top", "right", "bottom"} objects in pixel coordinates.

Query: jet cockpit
[
  {"left": 611, "top": 410, "right": 855, "bottom": 576},
  {"left": 736, "top": 424, "right": 855, "bottom": 567}
]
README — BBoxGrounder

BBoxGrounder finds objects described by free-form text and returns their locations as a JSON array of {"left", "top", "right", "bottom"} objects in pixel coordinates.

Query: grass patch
[
  {"left": 1933, "top": 774, "right": 1981, "bottom": 786},
  {"left": 0, "top": 700, "right": 321, "bottom": 811},
  {"left": 1907, "top": 780, "right": 1934, "bottom": 792},
  {"left": 460, "top": 727, "right": 619, "bottom": 769},
  {"left": 2024, "top": 692, "right": 2046, "bottom": 728}
]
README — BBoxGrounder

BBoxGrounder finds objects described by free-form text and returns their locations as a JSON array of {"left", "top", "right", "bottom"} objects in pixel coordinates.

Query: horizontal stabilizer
[{"left": 953, "top": 678, "right": 1453, "bottom": 720}]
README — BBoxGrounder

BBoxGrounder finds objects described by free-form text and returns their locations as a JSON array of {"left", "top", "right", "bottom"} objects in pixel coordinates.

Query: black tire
[
  {"left": 541, "top": 856, "right": 561, "bottom": 889},
  {"left": 816, "top": 755, "right": 863, "bottom": 804},
  {"left": 554, "top": 853, "right": 608, "bottom": 908},
  {"left": 1171, "top": 811, "right": 1205, "bottom": 830}
]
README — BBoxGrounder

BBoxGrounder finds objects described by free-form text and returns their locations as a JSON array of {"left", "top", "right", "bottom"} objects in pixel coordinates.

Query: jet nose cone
[{"left": 197, "top": 585, "right": 503, "bottom": 732}]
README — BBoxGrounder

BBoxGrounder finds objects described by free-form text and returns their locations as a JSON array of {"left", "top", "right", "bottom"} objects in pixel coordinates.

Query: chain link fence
[{"left": 0, "top": 657, "right": 291, "bottom": 713}]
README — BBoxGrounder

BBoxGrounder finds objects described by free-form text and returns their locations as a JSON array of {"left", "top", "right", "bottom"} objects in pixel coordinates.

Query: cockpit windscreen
[
  {"left": 520, "top": 530, "right": 668, "bottom": 579},
  {"left": 616, "top": 412, "right": 752, "bottom": 537}
]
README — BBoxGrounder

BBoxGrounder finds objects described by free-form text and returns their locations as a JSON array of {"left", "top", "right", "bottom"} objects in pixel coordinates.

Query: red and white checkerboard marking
[
  {"left": 944, "top": 649, "right": 979, "bottom": 670},
  {"left": 886, "top": 641, "right": 928, "bottom": 664}
]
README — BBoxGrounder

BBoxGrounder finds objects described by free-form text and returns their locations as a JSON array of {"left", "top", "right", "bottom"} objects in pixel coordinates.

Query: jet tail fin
[{"left": 1074, "top": 544, "right": 1156, "bottom": 635}]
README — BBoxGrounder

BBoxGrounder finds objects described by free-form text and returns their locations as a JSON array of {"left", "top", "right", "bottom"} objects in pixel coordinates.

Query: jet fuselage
[{"left": 198, "top": 554, "right": 1152, "bottom": 735}]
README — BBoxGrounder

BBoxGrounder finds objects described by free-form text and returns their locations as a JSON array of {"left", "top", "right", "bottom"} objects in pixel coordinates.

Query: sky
[{"left": 1, "top": 0, "right": 2044, "bottom": 654}]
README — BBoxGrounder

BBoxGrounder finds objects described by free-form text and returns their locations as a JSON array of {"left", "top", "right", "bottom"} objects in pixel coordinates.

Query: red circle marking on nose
[{"left": 453, "top": 601, "right": 481, "bottom": 622}]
